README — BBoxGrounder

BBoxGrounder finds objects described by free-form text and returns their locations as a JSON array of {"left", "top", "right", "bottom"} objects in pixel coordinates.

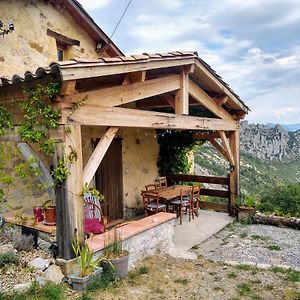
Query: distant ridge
[{"left": 266, "top": 123, "right": 300, "bottom": 132}]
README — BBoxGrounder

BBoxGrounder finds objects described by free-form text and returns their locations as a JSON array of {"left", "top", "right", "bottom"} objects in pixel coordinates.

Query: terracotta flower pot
[
  {"left": 44, "top": 206, "right": 56, "bottom": 224},
  {"left": 33, "top": 205, "right": 44, "bottom": 222}
]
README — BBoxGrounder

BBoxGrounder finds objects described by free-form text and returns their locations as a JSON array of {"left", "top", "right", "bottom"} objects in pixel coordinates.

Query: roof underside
[{"left": 0, "top": 51, "right": 250, "bottom": 113}]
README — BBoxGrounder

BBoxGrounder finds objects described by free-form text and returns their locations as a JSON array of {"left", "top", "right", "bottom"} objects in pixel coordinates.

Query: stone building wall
[{"left": 0, "top": 0, "right": 107, "bottom": 78}]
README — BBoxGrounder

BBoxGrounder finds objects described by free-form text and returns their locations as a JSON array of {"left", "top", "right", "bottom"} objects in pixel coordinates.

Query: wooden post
[
  {"left": 175, "top": 70, "right": 189, "bottom": 115},
  {"left": 228, "top": 127, "right": 240, "bottom": 213},
  {"left": 55, "top": 124, "right": 84, "bottom": 260}
]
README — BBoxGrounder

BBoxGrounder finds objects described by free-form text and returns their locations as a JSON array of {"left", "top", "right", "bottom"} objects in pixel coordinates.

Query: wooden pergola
[{"left": 0, "top": 51, "right": 249, "bottom": 259}]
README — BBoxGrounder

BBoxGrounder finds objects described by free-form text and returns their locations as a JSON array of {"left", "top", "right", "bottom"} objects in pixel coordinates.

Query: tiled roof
[{"left": 0, "top": 51, "right": 249, "bottom": 111}]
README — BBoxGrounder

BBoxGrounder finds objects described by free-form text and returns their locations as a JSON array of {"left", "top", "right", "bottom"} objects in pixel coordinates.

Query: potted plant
[
  {"left": 42, "top": 199, "right": 56, "bottom": 225},
  {"left": 103, "top": 228, "right": 129, "bottom": 279},
  {"left": 235, "top": 193, "right": 258, "bottom": 220},
  {"left": 33, "top": 205, "right": 44, "bottom": 222},
  {"left": 69, "top": 238, "right": 112, "bottom": 291}
]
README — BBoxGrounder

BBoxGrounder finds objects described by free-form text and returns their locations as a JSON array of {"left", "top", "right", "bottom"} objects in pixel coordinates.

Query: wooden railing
[{"left": 166, "top": 174, "right": 232, "bottom": 214}]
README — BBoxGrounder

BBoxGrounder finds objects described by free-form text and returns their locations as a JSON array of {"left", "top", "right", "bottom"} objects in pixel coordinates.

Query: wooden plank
[
  {"left": 56, "top": 124, "right": 84, "bottom": 259},
  {"left": 200, "top": 189, "right": 229, "bottom": 198},
  {"left": 192, "top": 132, "right": 220, "bottom": 140},
  {"left": 218, "top": 130, "right": 235, "bottom": 166},
  {"left": 83, "top": 127, "right": 119, "bottom": 185},
  {"left": 61, "top": 104, "right": 238, "bottom": 131},
  {"left": 167, "top": 174, "right": 229, "bottom": 185},
  {"left": 64, "top": 75, "right": 180, "bottom": 107},
  {"left": 175, "top": 70, "right": 189, "bottom": 115},
  {"left": 189, "top": 80, "right": 234, "bottom": 120},
  {"left": 60, "top": 57, "right": 196, "bottom": 81},
  {"left": 198, "top": 201, "right": 228, "bottom": 213},
  {"left": 47, "top": 29, "right": 80, "bottom": 46},
  {"left": 130, "top": 71, "right": 146, "bottom": 82},
  {"left": 215, "top": 96, "right": 228, "bottom": 105}
]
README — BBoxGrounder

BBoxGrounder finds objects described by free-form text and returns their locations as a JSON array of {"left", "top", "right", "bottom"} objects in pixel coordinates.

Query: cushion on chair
[
  {"left": 170, "top": 199, "right": 190, "bottom": 205},
  {"left": 146, "top": 203, "right": 166, "bottom": 210},
  {"left": 84, "top": 218, "right": 105, "bottom": 234}
]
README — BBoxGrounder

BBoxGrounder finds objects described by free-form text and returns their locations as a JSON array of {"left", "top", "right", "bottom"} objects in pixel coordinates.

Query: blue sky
[{"left": 79, "top": 0, "right": 300, "bottom": 125}]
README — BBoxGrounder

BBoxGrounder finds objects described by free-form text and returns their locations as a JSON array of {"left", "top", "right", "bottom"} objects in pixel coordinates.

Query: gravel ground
[{"left": 194, "top": 222, "right": 300, "bottom": 269}]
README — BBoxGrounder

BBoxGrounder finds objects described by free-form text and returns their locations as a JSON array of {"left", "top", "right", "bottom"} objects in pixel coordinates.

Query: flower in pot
[
  {"left": 69, "top": 238, "right": 112, "bottom": 291},
  {"left": 103, "top": 228, "right": 129, "bottom": 279},
  {"left": 42, "top": 199, "right": 56, "bottom": 225}
]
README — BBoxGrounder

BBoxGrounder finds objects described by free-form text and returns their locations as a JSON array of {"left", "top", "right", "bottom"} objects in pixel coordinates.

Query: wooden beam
[
  {"left": 60, "top": 80, "right": 76, "bottom": 96},
  {"left": 218, "top": 130, "right": 235, "bottom": 166},
  {"left": 56, "top": 124, "right": 84, "bottom": 259},
  {"left": 64, "top": 75, "right": 180, "bottom": 107},
  {"left": 233, "top": 111, "right": 246, "bottom": 120},
  {"left": 83, "top": 127, "right": 119, "bottom": 185},
  {"left": 175, "top": 70, "right": 189, "bottom": 115},
  {"left": 209, "top": 138, "right": 229, "bottom": 161},
  {"left": 189, "top": 80, "right": 234, "bottom": 120},
  {"left": 60, "top": 57, "right": 196, "bottom": 81},
  {"left": 61, "top": 104, "right": 238, "bottom": 131},
  {"left": 47, "top": 29, "right": 80, "bottom": 46},
  {"left": 228, "top": 128, "right": 240, "bottom": 208},
  {"left": 130, "top": 71, "right": 146, "bottom": 83},
  {"left": 193, "top": 132, "right": 220, "bottom": 140},
  {"left": 215, "top": 96, "right": 228, "bottom": 105},
  {"left": 163, "top": 94, "right": 175, "bottom": 110}
]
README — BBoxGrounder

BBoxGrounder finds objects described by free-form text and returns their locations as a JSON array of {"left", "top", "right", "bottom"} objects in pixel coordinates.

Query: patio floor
[{"left": 170, "top": 209, "right": 233, "bottom": 258}]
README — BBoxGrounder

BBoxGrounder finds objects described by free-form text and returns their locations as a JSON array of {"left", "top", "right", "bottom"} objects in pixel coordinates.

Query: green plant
[
  {"left": 0, "top": 251, "right": 18, "bottom": 268},
  {"left": 87, "top": 268, "right": 117, "bottom": 292},
  {"left": 81, "top": 183, "right": 104, "bottom": 202},
  {"left": 285, "top": 269, "right": 300, "bottom": 282},
  {"left": 157, "top": 130, "right": 202, "bottom": 175},
  {"left": 237, "top": 282, "right": 252, "bottom": 296},
  {"left": 40, "top": 282, "right": 65, "bottom": 300},
  {"left": 72, "top": 238, "right": 112, "bottom": 278},
  {"left": 174, "top": 278, "right": 188, "bottom": 285},
  {"left": 227, "top": 272, "right": 238, "bottom": 279},
  {"left": 266, "top": 244, "right": 281, "bottom": 251},
  {"left": 104, "top": 228, "right": 127, "bottom": 259},
  {"left": 0, "top": 105, "right": 13, "bottom": 136},
  {"left": 239, "top": 231, "right": 248, "bottom": 238}
]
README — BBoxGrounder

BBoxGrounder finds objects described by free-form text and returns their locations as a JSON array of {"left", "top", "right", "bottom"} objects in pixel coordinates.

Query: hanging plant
[{"left": 157, "top": 130, "right": 203, "bottom": 175}]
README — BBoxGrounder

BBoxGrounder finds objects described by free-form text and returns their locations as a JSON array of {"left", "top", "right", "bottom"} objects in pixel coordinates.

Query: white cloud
[{"left": 78, "top": 0, "right": 110, "bottom": 10}]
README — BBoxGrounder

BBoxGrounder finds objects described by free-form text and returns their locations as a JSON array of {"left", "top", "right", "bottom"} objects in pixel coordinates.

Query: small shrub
[
  {"left": 266, "top": 244, "right": 281, "bottom": 251},
  {"left": 41, "top": 283, "right": 65, "bottom": 300},
  {"left": 236, "top": 264, "right": 251, "bottom": 271},
  {"left": 240, "top": 231, "right": 248, "bottom": 238},
  {"left": 227, "top": 272, "right": 238, "bottom": 279},
  {"left": 285, "top": 270, "right": 300, "bottom": 282},
  {"left": 76, "top": 291, "right": 93, "bottom": 300},
  {"left": 174, "top": 278, "right": 188, "bottom": 285},
  {"left": 0, "top": 251, "right": 18, "bottom": 268},
  {"left": 137, "top": 265, "right": 149, "bottom": 275},
  {"left": 251, "top": 234, "right": 270, "bottom": 241},
  {"left": 271, "top": 266, "right": 287, "bottom": 273},
  {"left": 237, "top": 282, "right": 252, "bottom": 296},
  {"left": 12, "top": 233, "right": 34, "bottom": 251},
  {"left": 87, "top": 269, "right": 117, "bottom": 292}
]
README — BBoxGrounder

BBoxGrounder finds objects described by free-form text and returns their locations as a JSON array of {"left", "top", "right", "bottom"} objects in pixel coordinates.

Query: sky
[{"left": 78, "top": 0, "right": 300, "bottom": 125}]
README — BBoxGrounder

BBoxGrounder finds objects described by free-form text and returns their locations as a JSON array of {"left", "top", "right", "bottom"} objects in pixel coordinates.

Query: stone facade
[
  {"left": 0, "top": 0, "right": 109, "bottom": 78},
  {"left": 81, "top": 126, "right": 160, "bottom": 217}
]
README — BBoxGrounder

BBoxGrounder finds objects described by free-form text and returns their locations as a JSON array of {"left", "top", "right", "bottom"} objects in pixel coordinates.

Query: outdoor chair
[
  {"left": 191, "top": 186, "right": 201, "bottom": 218},
  {"left": 142, "top": 191, "right": 166, "bottom": 216},
  {"left": 145, "top": 183, "right": 157, "bottom": 191},
  {"left": 170, "top": 188, "right": 192, "bottom": 225},
  {"left": 156, "top": 176, "right": 168, "bottom": 188},
  {"left": 83, "top": 193, "right": 107, "bottom": 235}
]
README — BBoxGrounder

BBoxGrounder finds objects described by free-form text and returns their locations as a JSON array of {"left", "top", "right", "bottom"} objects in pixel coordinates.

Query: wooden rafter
[
  {"left": 218, "top": 130, "right": 235, "bottom": 166},
  {"left": 64, "top": 74, "right": 180, "bottom": 107},
  {"left": 61, "top": 104, "right": 238, "bottom": 131},
  {"left": 209, "top": 138, "right": 229, "bottom": 161},
  {"left": 189, "top": 80, "right": 234, "bottom": 121},
  {"left": 83, "top": 127, "right": 119, "bottom": 185}
]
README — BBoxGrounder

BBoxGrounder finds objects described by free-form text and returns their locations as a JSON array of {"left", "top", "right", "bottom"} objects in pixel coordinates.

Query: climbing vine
[{"left": 157, "top": 130, "right": 203, "bottom": 175}]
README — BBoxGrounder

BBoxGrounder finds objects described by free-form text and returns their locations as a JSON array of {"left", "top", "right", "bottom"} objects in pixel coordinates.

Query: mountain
[
  {"left": 266, "top": 123, "right": 300, "bottom": 132},
  {"left": 194, "top": 121, "right": 300, "bottom": 194}
]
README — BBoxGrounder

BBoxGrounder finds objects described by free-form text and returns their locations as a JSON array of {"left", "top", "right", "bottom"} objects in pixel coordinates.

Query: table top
[
  {"left": 3, "top": 211, "right": 56, "bottom": 234},
  {"left": 142, "top": 185, "right": 199, "bottom": 201}
]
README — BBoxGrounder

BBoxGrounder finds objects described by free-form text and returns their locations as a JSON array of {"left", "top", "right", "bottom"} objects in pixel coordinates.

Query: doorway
[{"left": 94, "top": 138, "right": 123, "bottom": 222}]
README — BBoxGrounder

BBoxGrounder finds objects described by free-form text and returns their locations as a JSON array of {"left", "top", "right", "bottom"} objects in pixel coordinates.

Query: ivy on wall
[{"left": 157, "top": 130, "right": 204, "bottom": 175}]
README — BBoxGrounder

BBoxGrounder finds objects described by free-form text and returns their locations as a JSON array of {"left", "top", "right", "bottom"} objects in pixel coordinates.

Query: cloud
[
  {"left": 78, "top": 0, "right": 110, "bottom": 10},
  {"left": 81, "top": 0, "right": 300, "bottom": 124}
]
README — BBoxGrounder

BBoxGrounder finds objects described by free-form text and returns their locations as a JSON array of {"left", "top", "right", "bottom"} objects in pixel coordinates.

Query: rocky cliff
[{"left": 240, "top": 121, "right": 300, "bottom": 161}]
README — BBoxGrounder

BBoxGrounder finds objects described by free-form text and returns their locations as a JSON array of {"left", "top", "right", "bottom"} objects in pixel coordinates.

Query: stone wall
[
  {"left": 81, "top": 126, "right": 160, "bottom": 218},
  {"left": 0, "top": 0, "right": 107, "bottom": 78}
]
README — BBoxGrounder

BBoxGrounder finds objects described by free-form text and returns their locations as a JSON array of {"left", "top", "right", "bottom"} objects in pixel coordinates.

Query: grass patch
[
  {"left": 265, "top": 284, "right": 274, "bottom": 291},
  {"left": 2, "top": 282, "right": 65, "bottom": 300},
  {"left": 236, "top": 264, "right": 252, "bottom": 271},
  {"left": 285, "top": 270, "right": 300, "bottom": 282},
  {"left": 237, "top": 282, "right": 252, "bottom": 296},
  {"left": 271, "top": 266, "right": 287, "bottom": 273},
  {"left": 250, "top": 279, "right": 262, "bottom": 284},
  {"left": 0, "top": 252, "right": 18, "bottom": 268},
  {"left": 87, "top": 269, "right": 117, "bottom": 292},
  {"left": 127, "top": 265, "right": 150, "bottom": 283},
  {"left": 174, "top": 278, "right": 188, "bottom": 285},
  {"left": 284, "top": 288, "right": 300, "bottom": 300},
  {"left": 240, "top": 231, "right": 248, "bottom": 238},
  {"left": 227, "top": 272, "right": 238, "bottom": 279},
  {"left": 76, "top": 291, "right": 93, "bottom": 300},
  {"left": 266, "top": 244, "right": 281, "bottom": 251},
  {"left": 251, "top": 234, "right": 270, "bottom": 241}
]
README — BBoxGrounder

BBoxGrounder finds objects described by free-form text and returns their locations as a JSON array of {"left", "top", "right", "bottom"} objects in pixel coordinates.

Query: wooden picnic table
[{"left": 142, "top": 185, "right": 199, "bottom": 201}]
